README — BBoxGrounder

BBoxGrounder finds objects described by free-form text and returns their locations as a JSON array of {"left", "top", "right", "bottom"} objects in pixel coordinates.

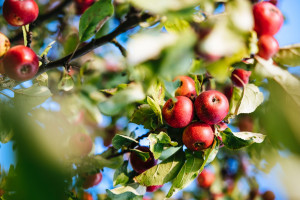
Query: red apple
[
  {"left": 223, "top": 85, "right": 233, "bottom": 102},
  {"left": 182, "top": 122, "right": 214, "bottom": 151},
  {"left": 197, "top": 169, "right": 215, "bottom": 188},
  {"left": 162, "top": 96, "right": 194, "bottom": 128},
  {"left": 174, "top": 75, "right": 197, "bottom": 98},
  {"left": 194, "top": 90, "right": 229, "bottom": 125},
  {"left": 3, "top": 0, "right": 39, "bottom": 26},
  {"left": 83, "top": 192, "right": 93, "bottom": 200},
  {"left": 82, "top": 172, "right": 102, "bottom": 189},
  {"left": 262, "top": 191, "right": 275, "bottom": 200},
  {"left": 130, "top": 146, "right": 157, "bottom": 174},
  {"left": 215, "top": 122, "right": 228, "bottom": 132},
  {"left": 75, "top": 0, "right": 95, "bottom": 15},
  {"left": 237, "top": 114, "right": 254, "bottom": 132},
  {"left": 253, "top": 2, "right": 284, "bottom": 36},
  {"left": 231, "top": 69, "right": 251, "bottom": 87},
  {"left": 257, "top": 35, "right": 279, "bottom": 60},
  {"left": 3, "top": 45, "right": 39, "bottom": 81},
  {"left": 0, "top": 32, "right": 10, "bottom": 57},
  {"left": 69, "top": 133, "right": 93, "bottom": 157},
  {"left": 146, "top": 185, "right": 163, "bottom": 192}
]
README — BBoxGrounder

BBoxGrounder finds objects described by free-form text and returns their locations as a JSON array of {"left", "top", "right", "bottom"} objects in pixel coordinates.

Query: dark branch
[
  {"left": 111, "top": 39, "right": 127, "bottom": 57},
  {"left": 36, "top": 13, "right": 151, "bottom": 76},
  {"left": 9, "top": 0, "right": 72, "bottom": 43}
]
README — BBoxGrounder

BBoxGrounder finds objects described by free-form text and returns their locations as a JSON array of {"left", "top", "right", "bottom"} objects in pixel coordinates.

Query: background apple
[{"left": 130, "top": 146, "right": 157, "bottom": 174}]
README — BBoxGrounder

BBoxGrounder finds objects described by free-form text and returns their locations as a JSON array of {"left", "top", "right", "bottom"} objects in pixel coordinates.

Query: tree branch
[
  {"left": 36, "top": 13, "right": 151, "bottom": 76},
  {"left": 111, "top": 39, "right": 127, "bottom": 57},
  {"left": 9, "top": 0, "right": 72, "bottom": 43}
]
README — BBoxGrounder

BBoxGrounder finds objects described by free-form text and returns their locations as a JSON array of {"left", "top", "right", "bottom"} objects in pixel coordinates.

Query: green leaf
[
  {"left": 106, "top": 183, "right": 145, "bottom": 200},
  {"left": 99, "top": 83, "right": 145, "bottom": 116},
  {"left": 130, "top": 149, "right": 150, "bottom": 162},
  {"left": 148, "top": 132, "right": 178, "bottom": 159},
  {"left": 204, "top": 139, "right": 220, "bottom": 165},
  {"left": 14, "top": 84, "right": 52, "bottom": 108},
  {"left": 166, "top": 152, "right": 204, "bottom": 198},
  {"left": 79, "top": 0, "right": 114, "bottom": 42},
  {"left": 134, "top": 148, "right": 185, "bottom": 186},
  {"left": 112, "top": 134, "right": 138, "bottom": 150},
  {"left": 130, "top": 0, "right": 201, "bottom": 15},
  {"left": 273, "top": 44, "right": 300, "bottom": 67},
  {"left": 164, "top": 79, "right": 181, "bottom": 99},
  {"left": 33, "top": 72, "right": 48, "bottom": 87},
  {"left": 147, "top": 96, "right": 163, "bottom": 125},
  {"left": 113, "top": 161, "right": 130, "bottom": 186},
  {"left": 40, "top": 41, "right": 56, "bottom": 57},
  {"left": 254, "top": 57, "right": 300, "bottom": 154},
  {"left": 194, "top": 75, "right": 201, "bottom": 96},
  {"left": 221, "top": 128, "right": 265, "bottom": 150},
  {"left": 229, "top": 84, "right": 264, "bottom": 116},
  {"left": 58, "top": 73, "right": 74, "bottom": 91},
  {"left": 163, "top": 19, "right": 190, "bottom": 33},
  {"left": 131, "top": 104, "right": 158, "bottom": 130},
  {"left": 147, "top": 80, "right": 165, "bottom": 106}
]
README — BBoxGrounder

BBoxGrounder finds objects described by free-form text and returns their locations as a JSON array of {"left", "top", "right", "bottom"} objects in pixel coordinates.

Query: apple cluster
[
  {"left": 162, "top": 75, "right": 230, "bottom": 152},
  {"left": 253, "top": 1, "right": 283, "bottom": 60},
  {"left": 0, "top": 0, "right": 40, "bottom": 81}
]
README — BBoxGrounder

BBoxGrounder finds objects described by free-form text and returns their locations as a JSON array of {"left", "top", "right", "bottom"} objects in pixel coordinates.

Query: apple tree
[{"left": 0, "top": 0, "right": 299, "bottom": 199}]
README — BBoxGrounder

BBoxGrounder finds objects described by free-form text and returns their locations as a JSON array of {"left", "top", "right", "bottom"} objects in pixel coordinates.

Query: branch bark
[{"left": 36, "top": 13, "right": 150, "bottom": 76}]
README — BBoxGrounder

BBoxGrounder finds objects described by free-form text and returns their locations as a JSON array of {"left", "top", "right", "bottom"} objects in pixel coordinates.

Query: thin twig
[{"left": 111, "top": 39, "right": 127, "bottom": 57}]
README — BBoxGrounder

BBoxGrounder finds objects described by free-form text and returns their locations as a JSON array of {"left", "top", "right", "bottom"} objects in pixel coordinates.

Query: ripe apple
[
  {"left": 215, "top": 122, "right": 228, "bottom": 132},
  {"left": 197, "top": 169, "right": 215, "bottom": 188},
  {"left": 194, "top": 90, "right": 229, "bottom": 125},
  {"left": 3, "top": 0, "right": 39, "bottom": 26},
  {"left": 82, "top": 172, "right": 102, "bottom": 189},
  {"left": 69, "top": 133, "right": 93, "bottom": 157},
  {"left": 83, "top": 192, "right": 93, "bottom": 200},
  {"left": 182, "top": 122, "right": 214, "bottom": 151},
  {"left": 174, "top": 75, "right": 197, "bottom": 98},
  {"left": 253, "top": 2, "right": 284, "bottom": 36},
  {"left": 262, "top": 190, "right": 275, "bottom": 200},
  {"left": 237, "top": 114, "right": 254, "bottom": 132},
  {"left": 75, "top": 0, "right": 95, "bottom": 15},
  {"left": 257, "top": 35, "right": 279, "bottom": 60},
  {"left": 162, "top": 96, "right": 194, "bottom": 128},
  {"left": 231, "top": 69, "right": 251, "bottom": 87},
  {"left": 146, "top": 185, "right": 163, "bottom": 192},
  {"left": 130, "top": 146, "right": 157, "bottom": 174},
  {"left": 0, "top": 32, "right": 10, "bottom": 57},
  {"left": 3, "top": 45, "right": 39, "bottom": 81}
]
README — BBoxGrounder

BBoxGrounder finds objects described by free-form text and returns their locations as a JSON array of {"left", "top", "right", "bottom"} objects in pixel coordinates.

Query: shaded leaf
[
  {"left": 99, "top": 83, "right": 145, "bottom": 116},
  {"left": 221, "top": 128, "right": 265, "bottom": 150},
  {"left": 130, "top": 149, "right": 150, "bottom": 162},
  {"left": 274, "top": 44, "right": 300, "bottom": 67},
  {"left": 147, "top": 96, "right": 163, "bottom": 125},
  {"left": 14, "top": 84, "right": 52, "bottom": 108},
  {"left": 166, "top": 152, "right": 203, "bottom": 198},
  {"left": 107, "top": 183, "right": 145, "bottom": 200},
  {"left": 131, "top": 104, "right": 158, "bottom": 130},
  {"left": 112, "top": 134, "right": 138, "bottom": 150},
  {"left": 134, "top": 148, "right": 185, "bottom": 186},
  {"left": 148, "top": 132, "right": 178, "bottom": 159},
  {"left": 58, "top": 73, "right": 74, "bottom": 91},
  {"left": 113, "top": 161, "right": 130, "bottom": 186},
  {"left": 79, "top": 0, "right": 114, "bottom": 41}
]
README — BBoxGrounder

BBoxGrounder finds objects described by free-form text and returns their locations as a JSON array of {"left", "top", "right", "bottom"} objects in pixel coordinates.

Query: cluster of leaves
[{"left": 0, "top": 0, "right": 300, "bottom": 199}]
